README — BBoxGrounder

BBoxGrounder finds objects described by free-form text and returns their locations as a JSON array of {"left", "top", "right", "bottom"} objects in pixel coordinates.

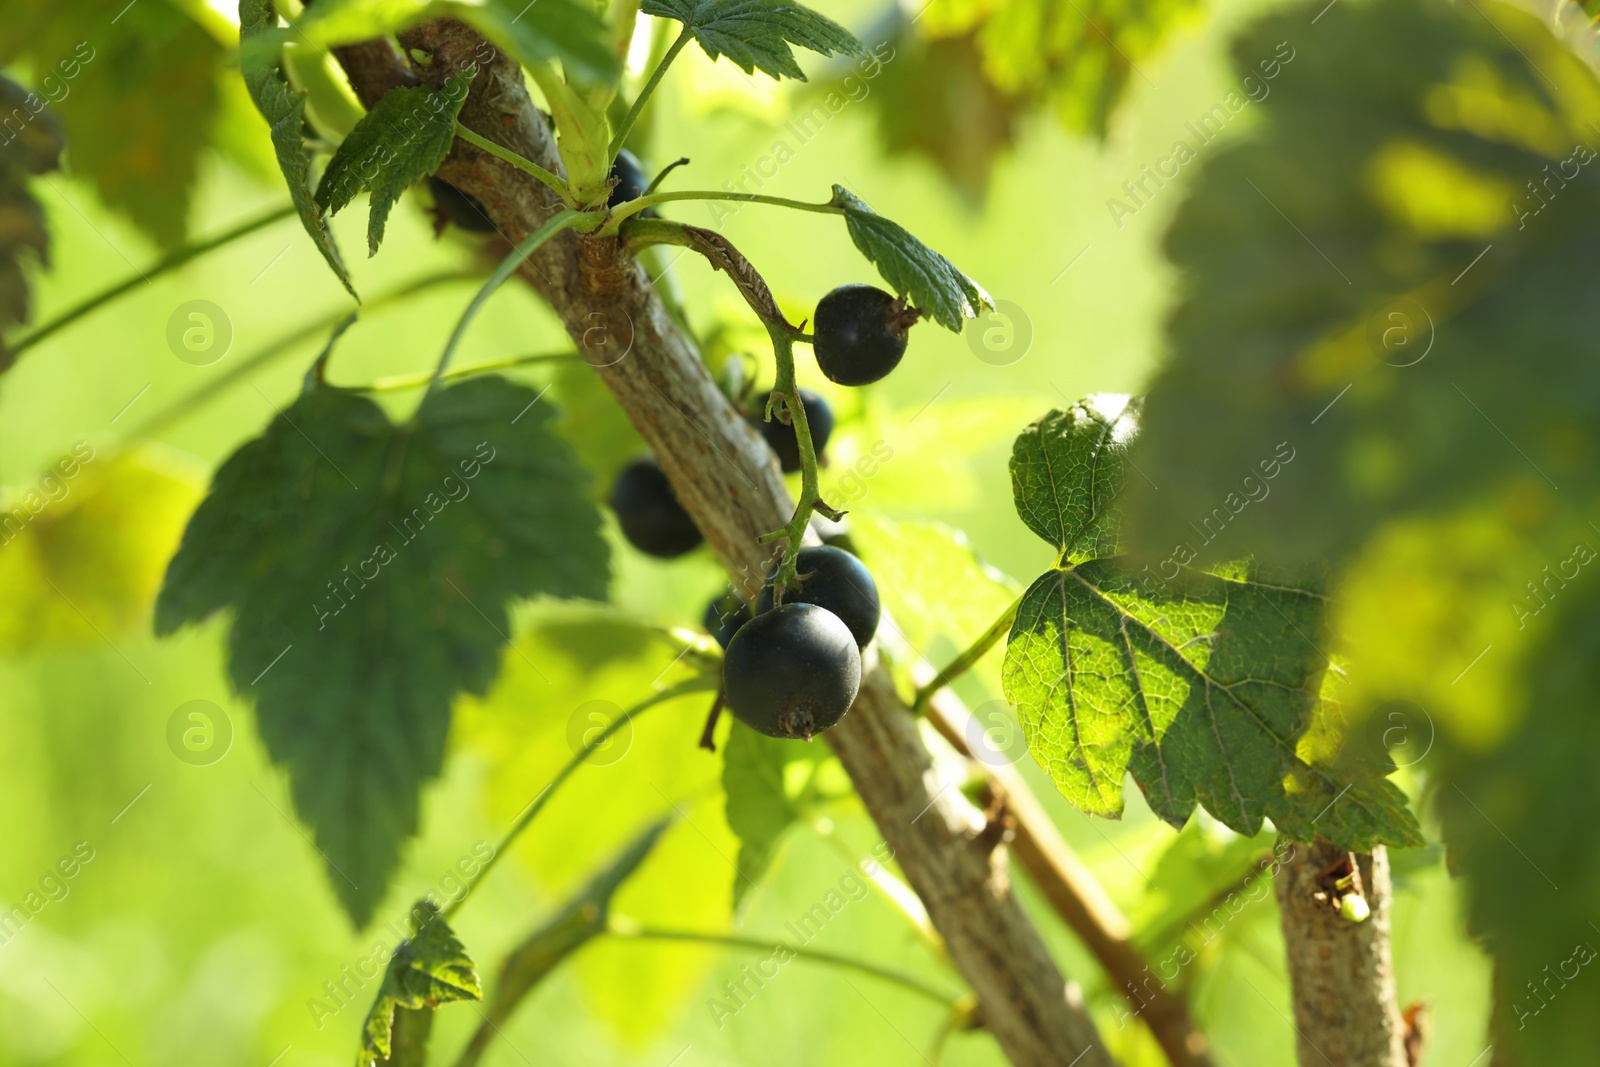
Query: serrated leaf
[
  {"left": 359, "top": 902, "right": 481, "bottom": 1067},
  {"left": 722, "top": 721, "right": 821, "bottom": 909},
  {"left": 241, "top": 0, "right": 355, "bottom": 297},
  {"left": 154, "top": 376, "right": 609, "bottom": 926},
  {"left": 1121, "top": 0, "right": 1600, "bottom": 567},
  {"left": 1004, "top": 405, "right": 1421, "bottom": 851},
  {"left": 315, "top": 70, "right": 473, "bottom": 256},
  {"left": 1009, "top": 396, "right": 1139, "bottom": 562},
  {"left": 266, "top": 0, "right": 620, "bottom": 86},
  {"left": 642, "top": 0, "right": 865, "bottom": 81},
  {"left": 0, "top": 72, "right": 60, "bottom": 370},
  {"left": 0, "top": 445, "right": 201, "bottom": 650},
  {"left": 828, "top": 184, "right": 992, "bottom": 331}
]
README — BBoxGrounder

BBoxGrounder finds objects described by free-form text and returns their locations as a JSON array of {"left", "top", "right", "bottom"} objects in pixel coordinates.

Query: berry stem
[
  {"left": 608, "top": 27, "right": 690, "bottom": 164},
  {"left": 8, "top": 202, "right": 297, "bottom": 359},
  {"left": 419, "top": 208, "right": 600, "bottom": 410},
  {"left": 454, "top": 122, "right": 574, "bottom": 203},
  {"left": 758, "top": 322, "right": 830, "bottom": 596},
  {"left": 910, "top": 593, "right": 1024, "bottom": 714},
  {"left": 441, "top": 673, "right": 717, "bottom": 921},
  {"left": 605, "top": 919, "right": 959, "bottom": 1006},
  {"left": 599, "top": 189, "right": 844, "bottom": 236}
]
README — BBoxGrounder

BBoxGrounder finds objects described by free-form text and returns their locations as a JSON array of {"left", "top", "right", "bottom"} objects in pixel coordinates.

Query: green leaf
[
  {"left": 641, "top": 0, "right": 866, "bottom": 81},
  {"left": 468, "top": 820, "right": 669, "bottom": 1045},
  {"left": 358, "top": 902, "right": 482, "bottom": 1067},
  {"left": 315, "top": 70, "right": 474, "bottom": 256},
  {"left": 1121, "top": 0, "right": 1600, "bottom": 567},
  {"left": 721, "top": 721, "right": 822, "bottom": 909},
  {"left": 240, "top": 0, "right": 355, "bottom": 297},
  {"left": 268, "top": 0, "right": 620, "bottom": 86},
  {"left": 1003, "top": 404, "right": 1421, "bottom": 850},
  {"left": 829, "top": 184, "right": 993, "bottom": 331},
  {"left": 154, "top": 377, "right": 609, "bottom": 926},
  {"left": 1009, "top": 396, "right": 1139, "bottom": 562},
  {"left": 0, "top": 72, "right": 61, "bottom": 370}
]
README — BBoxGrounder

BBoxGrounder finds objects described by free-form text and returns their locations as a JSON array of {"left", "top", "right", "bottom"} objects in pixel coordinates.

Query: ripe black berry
[
  {"left": 428, "top": 177, "right": 496, "bottom": 234},
  {"left": 609, "top": 149, "right": 658, "bottom": 217},
  {"left": 752, "top": 389, "right": 833, "bottom": 473},
  {"left": 723, "top": 603, "right": 861, "bottom": 739},
  {"left": 757, "top": 545, "right": 880, "bottom": 648},
  {"left": 704, "top": 592, "right": 751, "bottom": 649},
  {"left": 608, "top": 457, "right": 702, "bottom": 558},
  {"left": 812, "top": 285, "right": 917, "bottom": 386}
]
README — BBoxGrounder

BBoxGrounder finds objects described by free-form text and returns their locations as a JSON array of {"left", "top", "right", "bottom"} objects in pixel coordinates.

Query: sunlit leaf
[
  {"left": 155, "top": 377, "right": 609, "bottom": 926},
  {"left": 1003, "top": 401, "right": 1421, "bottom": 850},
  {"left": 722, "top": 721, "right": 826, "bottom": 909},
  {"left": 358, "top": 902, "right": 481, "bottom": 1067},
  {"left": 829, "top": 184, "right": 993, "bottom": 331}
]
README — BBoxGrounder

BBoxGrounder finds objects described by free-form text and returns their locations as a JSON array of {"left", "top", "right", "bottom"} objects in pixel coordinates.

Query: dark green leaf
[
  {"left": 315, "top": 70, "right": 474, "bottom": 256},
  {"left": 240, "top": 0, "right": 355, "bottom": 297},
  {"left": 641, "top": 0, "right": 865, "bottom": 81},
  {"left": 1004, "top": 405, "right": 1421, "bottom": 850},
  {"left": 154, "top": 377, "right": 609, "bottom": 925},
  {"left": 829, "top": 184, "right": 992, "bottom": 331},
  {"left": 1121, "top": 0, "right": 1600, "bottom": 567},
  {"left": 359, "top": 902, "right": 481, "bottom": 1067},
  {"left": 0, "top": 72, "right": 61, "bottom": 370},
  {"left": 722, "top": 721, "right": 820, "bottom": 909}
]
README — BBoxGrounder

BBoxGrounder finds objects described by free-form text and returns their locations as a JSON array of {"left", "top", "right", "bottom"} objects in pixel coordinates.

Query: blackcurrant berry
[
  {"left": 608, "top": 457, "right": 702, "bottom": 558},
  {"left": 608, "top": 149, "right": 659, "bottom": 217},
  {"left": 428, "top": 176, "right": 496, "bottom": 234},
  {"left": 723, "top": 603, "right": 861, "bottom": 739},
  {"left": 756, "top": 545, "right": 880, "bottom": 648},
  {"left": 752, "top": 389, "right": 833, "bottom": 473},
  {"left": 704, "top": 591, "right": 751, "bottom": 649},
  {"left": 812, "top": 285, "right": 917, "bottom": 386}
]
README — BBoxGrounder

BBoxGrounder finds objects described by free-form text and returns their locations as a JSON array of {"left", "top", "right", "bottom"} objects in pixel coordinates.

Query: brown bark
[
  {"left": 335, "top": 21, "right": 1114, "bottom": 1067},
  {"left": 1274, "top": 840, "right": 1408, "bottom": 1067},
  {"left": 920, "top": 683, "right": 1215, "bottom": 1067}
]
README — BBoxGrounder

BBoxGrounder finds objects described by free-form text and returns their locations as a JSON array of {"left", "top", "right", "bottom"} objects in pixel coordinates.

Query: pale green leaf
[
  {"left": 641, "top": 0, "right": 865, "bottom": 80},
  {"left": 829, "top": 184, "right": 992, "bottom": 331},
  {"left": 154, "top": 377, "right": 609, "bottom": 926},
  {"left": 315, "top": 70, "right": 473, "bottom": 255},
  {"left": 1009, "top": 396, "right": 1138, "bottom": 562}
]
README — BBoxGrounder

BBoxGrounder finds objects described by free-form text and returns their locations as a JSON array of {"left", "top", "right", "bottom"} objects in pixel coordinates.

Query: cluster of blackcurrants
[
  {"left": 592, "top": 153, "right": 926, "bottom": 741},
  {"left": 706, "top": 545, "right": 879, "bottom": 740}
]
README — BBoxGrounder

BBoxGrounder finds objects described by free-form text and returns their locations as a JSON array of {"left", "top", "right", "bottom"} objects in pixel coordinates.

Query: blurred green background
[{"left": 0, "top": 1, "right": 1491, "bottom": 1065}]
